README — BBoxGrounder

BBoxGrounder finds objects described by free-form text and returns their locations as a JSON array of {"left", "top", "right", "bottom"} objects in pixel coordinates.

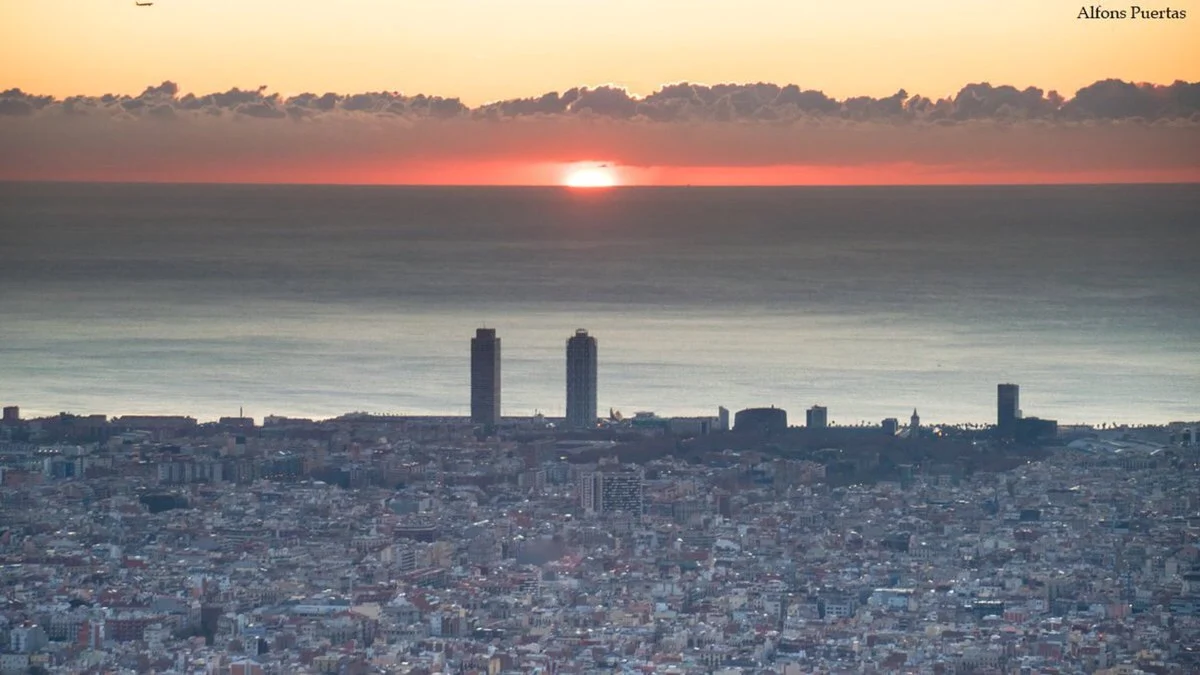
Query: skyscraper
[
  {"left": 997, "top": 383, "right": 1020, "bottom": 436},
  {"left": 470, "top": 328, "right": 500, "bottom": 427},
  {"left": 566, "top": 328, "right": 598, "bottom": 429}
]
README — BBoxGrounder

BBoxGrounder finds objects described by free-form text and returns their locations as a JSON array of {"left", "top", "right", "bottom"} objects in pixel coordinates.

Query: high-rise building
[
  {"left": 882, "top": 418, "right": 899, "bottom": 435},
  {"left": 1, "top": 406, "right": 18, "bottom": 424},
  {"left": 910, "top": 409, "right": 921, "bottom": 437},
  {"left": 580, "top": 467, "right": 644, "bottom": 515},
  {"left": 578, "top": 469, "right": 597, "bottom": 513},
  {"left": 566, "top": 329, "right": 597, "bottom": 429},
  {"left": 998, "top": 384, "right": 1020, "bottom": 436},
  {"left": 806, "top": 405, "right": 828, "bottom": 429},
  {"left": 470, "top": 328, "right": 501, "bottom": 426}
]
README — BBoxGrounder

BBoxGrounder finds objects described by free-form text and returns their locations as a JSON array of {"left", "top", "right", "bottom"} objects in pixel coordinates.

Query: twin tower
[{"left": 470, "top": 328, "right": 598, "bottom": 430}]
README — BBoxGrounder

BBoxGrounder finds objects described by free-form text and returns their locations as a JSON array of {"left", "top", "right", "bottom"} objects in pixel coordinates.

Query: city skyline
[
  {"left": 4, "top": 379, "right": 1195, "bottom": 674},
  {"left": 0, "top": 325, "right": 1175, "bottom": 429},
  {"left": 0, "top": 340, "right": 1177, "bottom": 430},
  {"left": 1, "top": 0, "right": 1196, "bottom": 669}
]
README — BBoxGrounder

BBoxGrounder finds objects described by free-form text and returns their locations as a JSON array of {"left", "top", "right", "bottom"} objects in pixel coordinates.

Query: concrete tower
[
  {"left": 470, "top": 328, "right": 501, "bottom": 427},
  {"left": 566, "top": 329, "right": 598, "bottom": 429},
  {"left": 997, "top": 383, "right": 1020, "bottom": 436}
]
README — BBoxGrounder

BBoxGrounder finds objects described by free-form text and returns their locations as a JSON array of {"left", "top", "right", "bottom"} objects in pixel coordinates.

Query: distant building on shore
[
  {"left": 997, "top": 382, "right": 1057, "bottom": 442},
  {"left": 470, "top": 328, "right": 501, "bottom": 427},
  {"left": 566, "top": 329, "right": 597, "bottom": 429},
  {"left": 882, "top": 417, "right": 900, "bottom": 435},
  {"left": 218, "top": 416, "right": 255, "bottom": 430},
  {"left": 734, "top": 407, "right": 787, "bottom": 434},
  {"left": 807, "top": 405, "right": 828, "bottom": 429},
  {"left": 112, "top": 415, "right": 197, "bottom": 431},
  {"left": 998, "top": 383, "right": 1020, "bottom": 436},
  {"left": 1016, "top": 416, "right": 1058, "bottom": 442}
]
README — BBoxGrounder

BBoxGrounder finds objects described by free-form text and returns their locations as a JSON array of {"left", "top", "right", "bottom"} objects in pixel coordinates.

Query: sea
[{"left": 1, "top": 182, "right": 1197, "bottom": 426}]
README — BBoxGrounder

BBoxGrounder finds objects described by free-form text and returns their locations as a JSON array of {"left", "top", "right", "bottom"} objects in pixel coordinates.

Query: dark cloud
[
  {"left": 234, "top": 102, "right": 286, "bottom": 119},
  {"left": 1064, "top": 79, "right": 1200, "bottom": 120},
  {"left": 421, "top": 95, "right": 469, "bottom": 119},
  {"left": 843, "top": 90, "right": 908, "bottom": 121},
  {"left": 146, "top": 103, "right": 176, "bottom": 121},
  {"left": 0, "top": 78, "right": 1196, "bottom": 182},
  {"left": 60, "top": 98, "right": 89, "bottom": 116},
  {"left": 946, "top": 83, "right": 1060, "bottom": 121},
  {"left": 286, "top": 92, "right": 340, "bottom": 112},
  {"left": 6, "top": 78, "right": 1198, "bottom": 125},
  {"left": 141, "top": 81, "right": 179, "bottom": 99},
  {"left": 281, "top": 90, "right": 467, "bottom": 118},
  {"left": 772, "top": 84, "right": 841, "bottom": 114},
  {"left": 0, "top": 88, "right": 53, "bottom": 116},
  {"left": 568, "top": 86, "right": 639, "bottom": 118},
  {"left": 285, "top": 105, "right": 313, "bottom": 121},
  {"left": 175, "top": 85, "right": 277, "bottom": 113},
  {"left": 341, "top": 92, "right": 386, "bottom": 112},
  {"left": 0, "top": 98, "right": 35, "bottom": 116},
  {"left": 479, "top": 91, "right": 570, "bottom": 117}
]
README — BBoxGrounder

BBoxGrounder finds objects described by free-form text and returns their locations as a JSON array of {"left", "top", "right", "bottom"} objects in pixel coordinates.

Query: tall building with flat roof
[
  {"left": 580, "top": 467, "right": 644, "bottom": 515},
  {"left": 998, "top": 383, "right": 1020, "bottom": 436},
  {"left": 566, "top": 329, "right": 597, "bottom": 429},
  {"left": 806, "top": 405, "right": 828, "bottom": 429},
  {"left": 734, "top": 407, "right": 787, "bottom": 434},
  {"left": 471, "top": 328, "right": 501, "bottom": 426}
]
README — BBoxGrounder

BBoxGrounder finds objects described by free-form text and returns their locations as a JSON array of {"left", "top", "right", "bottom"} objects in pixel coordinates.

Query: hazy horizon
[
  {"left": 3, "top": 78, "right": 1198, "bottom": 186},
  {"left": 7, "top": 181, "right": 1200, "bottom": 189},
  {"left": 3, "top": 183, "right": 1196, "bottom": 427}
]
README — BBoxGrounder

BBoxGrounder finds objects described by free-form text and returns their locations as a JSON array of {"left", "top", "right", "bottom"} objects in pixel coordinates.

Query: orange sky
[
  {"left": 12, "top": 161, "right": 1198, "bottom": 187},
  {"left": 4, "top": 0, "right": 1197, "bottom": 105},
  {"left": 2, "top": 0, "right": 1198, "bottom": 185}
]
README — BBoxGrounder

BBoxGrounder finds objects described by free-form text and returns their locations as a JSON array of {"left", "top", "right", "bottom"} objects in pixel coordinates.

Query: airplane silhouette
[{"left": 135, "top": 2, "right": 153, "bottom": 6}]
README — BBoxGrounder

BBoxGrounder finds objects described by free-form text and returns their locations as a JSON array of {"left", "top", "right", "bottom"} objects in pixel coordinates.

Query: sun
[{"left": 563, "top": 163, "right": 618, "bottom": 188}]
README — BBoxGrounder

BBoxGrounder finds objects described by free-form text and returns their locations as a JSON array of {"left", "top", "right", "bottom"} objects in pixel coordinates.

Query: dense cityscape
[{"left": 1, "top": 327, "right": 1198, "bottom": 675}]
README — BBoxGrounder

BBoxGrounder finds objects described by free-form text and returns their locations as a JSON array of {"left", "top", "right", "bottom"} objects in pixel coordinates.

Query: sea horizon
[
  {"left": 5, "top": 180, "right": 1200, "bottom": 189},
  {"left": 2, "top": 182, "right": 1197, "bottom": 427}
]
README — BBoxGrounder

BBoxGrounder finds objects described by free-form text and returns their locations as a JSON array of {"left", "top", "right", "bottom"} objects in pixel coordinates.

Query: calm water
[{"left": 1, "top": 182, "right": 1197, "bottom": 425}]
